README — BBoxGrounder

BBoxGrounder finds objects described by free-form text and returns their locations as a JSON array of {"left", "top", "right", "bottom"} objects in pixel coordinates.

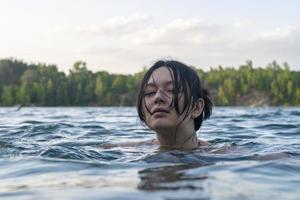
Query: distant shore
[{"left": 1, "top": 58, "right": 300, "bottom": 106}]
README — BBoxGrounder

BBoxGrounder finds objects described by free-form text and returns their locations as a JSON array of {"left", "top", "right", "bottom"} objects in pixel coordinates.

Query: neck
[{"left": 155, "top": 124, "right": 199, "bottom": 150}]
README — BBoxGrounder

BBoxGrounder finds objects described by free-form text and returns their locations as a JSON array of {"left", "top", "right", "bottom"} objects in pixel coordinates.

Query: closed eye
[{"left": 144, "top": 91, "right": 156, "bottom": 96}]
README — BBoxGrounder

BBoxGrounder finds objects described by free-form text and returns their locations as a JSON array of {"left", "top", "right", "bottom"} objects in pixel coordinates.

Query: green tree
[{"left": 1, "top": 86, "right": 15, "bottom": 106}]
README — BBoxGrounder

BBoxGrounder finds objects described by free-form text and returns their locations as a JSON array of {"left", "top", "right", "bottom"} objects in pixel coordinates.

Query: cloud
[
  {"left": 248, "top": 26, "right": 300, "bottom": 55},
  {"left": 232, "top": 19, "right": 252, "bottom": 28},
  {"left": 142, "top": 19, "right": 224, "bottom": 47},
  {"left": 33, "top": 15, "right": 300, "bottom": 73},
  {"left": 257, "top": 26, "right": 297, "bottom": 39},
  {"left": 75, "top": 14, "right": 151, "bottom": 37},
  {"left": 74, "top": 16, "right": 225, "bottom": 47}
]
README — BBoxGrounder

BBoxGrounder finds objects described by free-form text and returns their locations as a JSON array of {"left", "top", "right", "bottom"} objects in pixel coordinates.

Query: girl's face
[{"left": 142, "top": 66, "right": 190, "bottom": 132}]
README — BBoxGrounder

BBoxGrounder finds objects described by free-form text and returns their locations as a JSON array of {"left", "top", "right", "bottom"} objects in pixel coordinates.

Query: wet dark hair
[{"left": 137, "top": 60, "right": 212, "bottom": 131}]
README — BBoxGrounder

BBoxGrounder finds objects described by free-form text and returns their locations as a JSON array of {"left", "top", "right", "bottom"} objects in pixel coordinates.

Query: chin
[{"left": 148, "top": 121, "right": 176, "bottom": 132}]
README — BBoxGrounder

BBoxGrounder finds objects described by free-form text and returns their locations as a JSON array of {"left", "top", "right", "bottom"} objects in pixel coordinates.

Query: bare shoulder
[
  {"left": 199, "top": 142, "right": 243, "bottom": 154},
  {"left": 198, "top": 139, "right": 210, "bottom": 147}
]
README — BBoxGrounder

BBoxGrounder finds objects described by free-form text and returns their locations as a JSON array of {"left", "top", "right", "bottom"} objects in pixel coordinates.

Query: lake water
[{"left": 0, "top": 107, "right": 299, "bottom": 200}]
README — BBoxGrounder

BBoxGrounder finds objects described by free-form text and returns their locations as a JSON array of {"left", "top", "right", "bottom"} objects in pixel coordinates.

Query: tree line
[{"left": 0, "top": 58, "right": 299, "bottom": 106}]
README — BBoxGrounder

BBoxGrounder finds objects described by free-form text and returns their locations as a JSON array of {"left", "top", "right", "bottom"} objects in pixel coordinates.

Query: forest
[{"left": 0, "top": 58, "right": 299, "bottom": 106}]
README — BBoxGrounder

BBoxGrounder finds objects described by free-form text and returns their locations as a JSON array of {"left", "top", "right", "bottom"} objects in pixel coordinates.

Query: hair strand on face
[{"left": 137, "top": 60, "right": 213, "bottom": 131}]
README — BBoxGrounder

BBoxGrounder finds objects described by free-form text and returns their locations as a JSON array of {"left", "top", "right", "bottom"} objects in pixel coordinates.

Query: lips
[{"left": 152, "top": 108, "right": 169, "bottom": 115}]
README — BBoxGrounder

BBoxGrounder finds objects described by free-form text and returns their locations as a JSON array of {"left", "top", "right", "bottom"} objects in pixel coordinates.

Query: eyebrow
[{"left": 146, "top": 80, "right": 175, "bottom": 87}]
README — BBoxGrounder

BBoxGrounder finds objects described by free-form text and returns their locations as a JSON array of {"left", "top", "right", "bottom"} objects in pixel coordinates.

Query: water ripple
[{"left": 0, "top": 107, "right": 299, "bottom": 200}]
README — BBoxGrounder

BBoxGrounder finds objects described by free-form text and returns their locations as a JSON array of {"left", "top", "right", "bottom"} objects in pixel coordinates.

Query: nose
[{"left": 154, "top": 89, "right": 167, "bottom": 104}]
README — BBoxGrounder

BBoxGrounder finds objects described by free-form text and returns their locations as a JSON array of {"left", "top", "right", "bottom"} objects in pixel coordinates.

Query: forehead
[{"left": 147, "top": 66, "right": 174, "bottom": 85}]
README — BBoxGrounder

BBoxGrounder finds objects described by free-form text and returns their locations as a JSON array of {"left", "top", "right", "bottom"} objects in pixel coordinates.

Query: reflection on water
[{"left": 138, "top": 164, "right": 209, "bottom": 191}]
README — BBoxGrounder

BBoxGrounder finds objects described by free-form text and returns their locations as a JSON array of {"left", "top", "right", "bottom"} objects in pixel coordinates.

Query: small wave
[
  {"left": 274, "top": 130, "right": 300, "bottom": 136},
  {"left": 21, "top": 120, "right": 44, "bottom": 124},
  {"left": 255, "top": 124, "right": 298, "bottom": 129},
  {"left": 39, "top": 146, "right": 124, "bottom": 162},
  {"left": 208, "top": 138, "right": 233, "bottom": 144},
  {"left": 233, "top": 158, "right": 300, "bottom": 174},
  {"left": 46, "top": 115, "right": 73, "bottom": 119},
  {"left": 289, "top": 110, "right": 300, "bottom": 116},
  {"left": 229, "top": 134, "right": 258, "bottom": 139},
  {"left": 79, "top": 124, "right": 106, "bottom": 129},
  {"left": 0, "top": 141, "right": 21, "bottom": 159}
]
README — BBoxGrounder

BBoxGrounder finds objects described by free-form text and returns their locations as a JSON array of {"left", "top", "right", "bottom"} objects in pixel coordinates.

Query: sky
[{"left": 0, "top": 0, "right": 300, "bottom": 74}]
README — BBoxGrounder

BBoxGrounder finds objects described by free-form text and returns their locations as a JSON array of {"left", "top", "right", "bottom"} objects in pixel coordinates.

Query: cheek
[
  {"left": 144, "top": 97, "right": 151, "bottom": 109},
  {"left": 144, "top": 96, "right": 156, "bottom": 109}
]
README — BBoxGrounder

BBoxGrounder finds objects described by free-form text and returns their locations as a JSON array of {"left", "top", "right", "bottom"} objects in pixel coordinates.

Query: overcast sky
[{"left": 0, "top": 0, "right": 299, "bottom": 74}]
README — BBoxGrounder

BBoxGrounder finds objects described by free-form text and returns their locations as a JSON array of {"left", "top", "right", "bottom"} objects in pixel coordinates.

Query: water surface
[{"left": 0, "top": 107, "right": 299, "bottom": 200}]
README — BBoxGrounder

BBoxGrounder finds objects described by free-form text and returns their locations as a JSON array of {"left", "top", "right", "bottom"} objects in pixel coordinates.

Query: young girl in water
[
  {"left": 136, "top": 60, "right": 212, "bottom": 150},
  {"left": 102, "top": 59, "right": 287, "bottom": 160}
]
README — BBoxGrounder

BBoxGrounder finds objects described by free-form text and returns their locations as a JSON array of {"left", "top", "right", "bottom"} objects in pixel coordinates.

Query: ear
[{"left": 191, "top": 98, "right": 204, "bottom": 119}]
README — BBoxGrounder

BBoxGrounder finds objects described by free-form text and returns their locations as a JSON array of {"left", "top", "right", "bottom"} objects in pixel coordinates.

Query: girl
[{"left": 137, "top": 60, "right": 212, "bottom": 150}]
